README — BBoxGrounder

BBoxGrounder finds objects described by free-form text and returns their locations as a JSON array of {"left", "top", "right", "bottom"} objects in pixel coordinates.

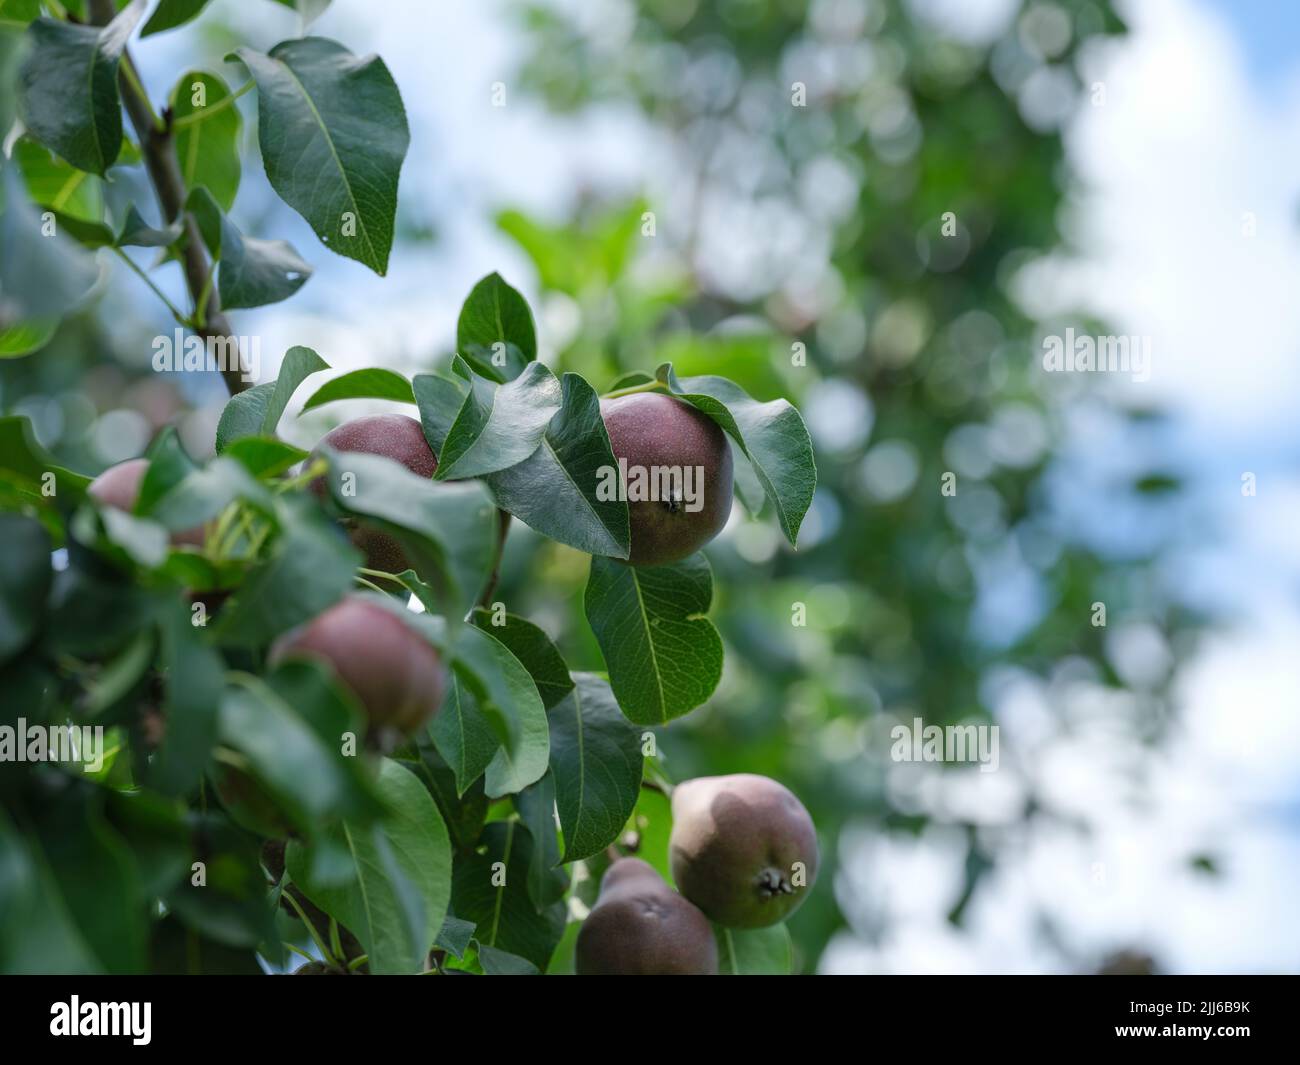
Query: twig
[{"left": 87, "top": 0, "right": 250, "bottom": 396}]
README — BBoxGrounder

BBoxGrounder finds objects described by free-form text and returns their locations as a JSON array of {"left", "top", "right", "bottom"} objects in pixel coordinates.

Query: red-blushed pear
[
  {"left": 268, "top": 596, "right": 444, "bottom": 745},
  {"left": 669, "top": 773, "right": 818, "bottom": 929},
  {"left": 574, "top": 857, "right": 718, "bottom": 975},
  {"left": 599, "top": 392, "right": 733, "bottom": 566},
  {"left": 87, "top": 457, "right": 205, "bottom": 546},
  {"left": 308, "top": 413, "right": 438, "bottom": 575}
]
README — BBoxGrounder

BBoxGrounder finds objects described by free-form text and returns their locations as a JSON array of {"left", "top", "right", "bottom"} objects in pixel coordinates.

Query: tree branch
[{"left": 88, "top": 0, "right": 249, "bottom": 396}]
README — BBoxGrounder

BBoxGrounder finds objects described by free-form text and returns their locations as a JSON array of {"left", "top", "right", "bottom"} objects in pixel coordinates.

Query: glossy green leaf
[
  {"left": 215, "top": 344, "right": 328, "bottom": 451},
  {"left": 300, "top": 367, "right": 415, "bottom": 411},
  {"left": 456, "top": 272, "right": 536, "bottom": 382},
  {"left": 715, "top": 923, "right": 793, "bottom": 975},
  {"left": 170, "top": 70, "right": 242, "bottom": 210},
  {"left": 469, "top": 608, "right": 573, "bottom": 710},
  {"left": 0, "top": 515, "right": 50, "bottom": 665},
  {"left": 12, "top": 136, "right": 103, "bottom": 220},
  {"left": 584, "top": 553, "right": 722, "bottom": 724},
  {"left": 16, "top": 0, "right": 145, "bottom": 175},
  {"left": 656, "top": 363, "right": 816, "bottom": 547},
  {"left": 548, "top": 673, "right": 644, "bottom": 861},
  {"left": 234, "top": 37, "right": 409, "bottom": 275},
  {"left": 0, "top": 319, "right": 57, "bottom": 358},
  {"left": 484, "top": 373, "right": 630, "bottom": 558},
  {"left": 514, "top": 772, "right": 568, "bottom": 909},
  {"left": 287, "top": 759, "right": 452, "bottom": 975},
  {"left": 435, "top": 359, "right": 561, "bottom": 480},
  {"left": 449, "top": 821, "right": 565, "bottom": 971},
  {"left": 141, "top": 0, "right": 211, "bottom": 37}
]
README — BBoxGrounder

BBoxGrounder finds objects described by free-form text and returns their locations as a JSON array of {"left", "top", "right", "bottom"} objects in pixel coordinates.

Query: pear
[
  {"left": 575, "top": 858, "right": 718, "bottom": 975},
  {"left": 670, "top": 774, "right": 817, "bottom": 929},
  {"left": 599, "top": 392, "right": 733, "bottom": 566}
]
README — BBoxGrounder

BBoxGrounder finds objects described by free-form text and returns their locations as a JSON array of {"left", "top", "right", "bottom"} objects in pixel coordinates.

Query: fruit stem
[{"left": 474, "top": 508, "right": 512, "bottom": 610}]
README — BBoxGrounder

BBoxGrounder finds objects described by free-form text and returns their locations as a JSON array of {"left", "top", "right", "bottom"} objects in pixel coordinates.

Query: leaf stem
[
  {"left": 119, "top": 56, "right": 164, "bottom": 133},
  {"left": 601, "top": 380, "right": 666, "bottom": 400},
  {"left": 172, "top": 80, "right": 255, "bottom": 129},
  {"left": 111, "top": 246, "right": 186, "bottom": 322},
  {"left": 282, "top": 891, "right": 336, "bottom": 963},
  {"left": 474, "top": 508, "right": 512, "bottom": 610}
]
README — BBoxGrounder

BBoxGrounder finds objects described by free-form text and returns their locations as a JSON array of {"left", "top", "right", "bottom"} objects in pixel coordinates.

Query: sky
[{"left": 119, "top": 0, "right": 1300, "bottom": 973}]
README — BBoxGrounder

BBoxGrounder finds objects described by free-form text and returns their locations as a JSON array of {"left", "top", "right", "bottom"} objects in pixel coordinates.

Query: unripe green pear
[
  {"left": 599, "top": 393, "right": 733, "bottom": 566},
  {"left": 269, "top": 596, "right": 444, "bottom": 744},
  {"left": 575, "top": 858, "right": 718, "bottom": 975},
  {"left": 309, "top": 413, "right": 439, "bottom": 574},
  {"left": 87, "top": 457, "right": 205, "bottom": 546},
  {"left": 670, "top": 774, "right": 817, "bottom": 929}
]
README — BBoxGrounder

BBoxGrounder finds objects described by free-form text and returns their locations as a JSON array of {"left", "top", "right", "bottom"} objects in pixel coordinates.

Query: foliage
[{"left": 0, "top": 0, "right": 815, "bottom": 975}]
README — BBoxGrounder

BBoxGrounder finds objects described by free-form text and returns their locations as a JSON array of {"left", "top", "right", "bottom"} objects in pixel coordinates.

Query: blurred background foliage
[{"left": 0, "top": 0, "right": 1207, "bottom": 974}]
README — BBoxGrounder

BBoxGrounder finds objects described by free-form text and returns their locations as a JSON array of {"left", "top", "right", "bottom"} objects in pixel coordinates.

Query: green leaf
[
  {"left": 431, "top": 621, "right": 549, "bottom": 799},
  {"left": 429, "top": 669, "right": 500, "bottom": 798},
  {"left": 169, "top": 70, "right": 242, "bottom": 210},
  {"left": 301, "top": 367, "right": 415, "bottom": 411},
  {"left": 408, "top": 745, "right": 487, "bottom": 853},
  {"left": 514, "top": 772, "right": 568, "bottom": 910},
  {"left": 215, "top": 344, "right": 328, "bottom": 451},
  {"left": 450, "top": 821, "right": 565, "bottom": 971},
  {"left": 0, "top": 515, "right": 51, "bottom": 665},
  {"left": 435, "top": 360, "right": 561, "bottom": 480},
  {"left": 141, "top": 0, "right": 212, "bottom": 37},
  {"left": 188, "top": 187, "right": 312, "bottom": 310},
  {"left": 144, "top": 455, "right": 276, "bottom": 534},
  {"left": 216, "top": 666, "right": 375, "bottom": 832},
  {"left": 16, "top": 0, "right": 146, "bottom": 175},
  {"left": 319, "top": 450, "right": 495, "bottom": 614},
  {"left": 656, "top": 363, "right": 816, "bottom": 547},
  {"left": 584, "top": 553, "right": 722, "bottom": 724},
  {"left": 0, "top": 0, "right": 41, "bottom": 28},
  {"left": 115, "top": 206, "right": 183, "bottom": 248},
  {"left": 434, "top": 913, "right": 475, "bottom": 958},
  {"left": 715, "top": 923, "right": 793, "bottom": 975},
  {"left": 484, "top": 373, "right": 630, "bottom": 558},
  {"left": 478, "top": 944, "right": 540, "bottom": 975},
  {"left": 469, "top": 608, "right": 573, "bottom": 710},
  {"left": 33, "top": 792, "right": 147, "bottom": 973},
  {"left": 0, "top": 811, "right": 100, "bottom": 973},
  {"left": 0, "top": 168, "right": 98, "bottom": 323},
  {"left": 412, "top": 370, "right": 470, "bottom": 454},
  {"left": 151, "top": 600, "right": 225, "bottom": 796},
  {"left": 0, "top": 415, "right": 91, "bottom": 501},
  {"left": 287, "top": 759, "right": 452, "bottom": 975},
  {"left": 12, "top": 136, "right": 103, "bottom": 220},
  {"left": 456, "top": 272, "right": 537, "bottom": 382},
  {"left": 233, "top": 37, "right": 409, "bottom": 275},
  {"left": 0, "top": 318, "right": 57, "bottom": 358},
  {"left": 549, "top": 673, "right": 644, "bottom": 861},
  {"left": 137, "top": 427, "right": 197, "bottom": 514},
  {"left": 213, "top": 497, "right": 357, "bottom": 647},
  {"left": 220, "top": 435, "right": 308, "bottom": 478}
]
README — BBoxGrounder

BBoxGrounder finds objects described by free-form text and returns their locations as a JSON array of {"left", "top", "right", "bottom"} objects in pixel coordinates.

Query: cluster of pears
[{"left": 576, "top": 774, "right": 818, "bottom": 975}]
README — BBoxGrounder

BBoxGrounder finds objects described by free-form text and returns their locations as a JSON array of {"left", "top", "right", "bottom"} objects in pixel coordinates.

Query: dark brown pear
[
  {"left": 599, "top": 392, "right": 733, "bottom": 566},
  {"left": 575, "top": 858, "right": 718, "bottom": 975},
  {"left": 670, "top": 774, "right": 818, "bottom": 929},
  {"left": 269, "top": 596, "right": 444, "bottom": 744},
  {"left": 309, "top": 413, "right": 438, "bottom": 574}
]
